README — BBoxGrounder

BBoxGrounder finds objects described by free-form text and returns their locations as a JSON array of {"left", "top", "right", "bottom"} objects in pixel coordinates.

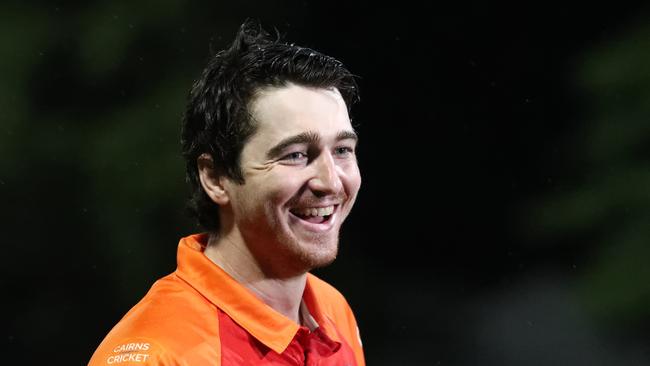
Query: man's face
[{"left": 223, "top": 84, "right": 361, "bottom": 276}]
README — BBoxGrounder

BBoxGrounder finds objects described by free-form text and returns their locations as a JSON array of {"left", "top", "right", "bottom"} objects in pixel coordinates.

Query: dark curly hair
[{"left": 181, "top": 20, "right": 360, "bottom": 232}]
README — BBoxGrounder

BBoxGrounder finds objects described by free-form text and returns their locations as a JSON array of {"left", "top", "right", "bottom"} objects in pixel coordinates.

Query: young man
[{"left": 88, "top": 20, "right": 364, "bottom": 366}]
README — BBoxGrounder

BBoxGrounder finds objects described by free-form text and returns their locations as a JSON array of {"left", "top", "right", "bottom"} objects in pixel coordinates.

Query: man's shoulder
[
  {"left": 118, "top": 273, "right": 215, "bottom": 329},
  {"left": 306, "top": 272, "right": 365, "bottom": 365},
  {"left": 306, "top": 272, "right": 349, "bottom": 305},
  {"left": 88, "top": 273, "right": 221, "bottom": 365},
  {"left": 306, "top": 272, "right": 358, "bottom": 324}
]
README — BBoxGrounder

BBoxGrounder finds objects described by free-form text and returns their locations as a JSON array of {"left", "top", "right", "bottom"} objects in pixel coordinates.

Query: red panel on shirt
[{"left": 218, "top": 309, "right": 357, "bottom": 365}]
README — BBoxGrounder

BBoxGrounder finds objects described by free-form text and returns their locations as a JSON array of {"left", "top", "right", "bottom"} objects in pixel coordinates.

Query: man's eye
[
  {"left": 335, "top": 147, "right": 354, "bottom": 156},
  {"left": 282, "top": 152, "right": 307, "bottom": 161}
]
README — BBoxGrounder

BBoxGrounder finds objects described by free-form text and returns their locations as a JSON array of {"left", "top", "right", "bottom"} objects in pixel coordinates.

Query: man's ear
[{"left": 197, "top": 153, "right": 230, "bottom": 205}]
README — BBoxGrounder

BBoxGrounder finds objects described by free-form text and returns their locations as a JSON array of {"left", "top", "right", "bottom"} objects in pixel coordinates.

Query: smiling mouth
[{"left": 289, "top": 205, "right": 336, "bottom": 224}]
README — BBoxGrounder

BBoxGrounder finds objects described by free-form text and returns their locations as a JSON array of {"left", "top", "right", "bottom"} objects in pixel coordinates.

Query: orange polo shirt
[{"left": 88, "top": 234, "right": 365, "bottom": 366}]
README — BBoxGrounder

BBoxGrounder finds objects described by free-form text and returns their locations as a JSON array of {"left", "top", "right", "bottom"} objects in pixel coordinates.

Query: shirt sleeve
[{"left": 88, "top": 337, "right": 182, "bottom": 366}]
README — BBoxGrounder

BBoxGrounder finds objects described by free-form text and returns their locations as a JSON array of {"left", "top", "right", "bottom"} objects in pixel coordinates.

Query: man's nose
[{"left": 309, "top": 152, "right": 343, "bottom": 194}]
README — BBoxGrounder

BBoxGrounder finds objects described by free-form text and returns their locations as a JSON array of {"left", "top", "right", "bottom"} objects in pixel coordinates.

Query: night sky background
[{"left": 2, "top": 1, "right": 650, "bottom": 365}]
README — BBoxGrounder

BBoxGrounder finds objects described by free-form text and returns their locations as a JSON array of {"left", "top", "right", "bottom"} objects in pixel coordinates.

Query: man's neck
[{"left": 204, "top": 232, "right": 307, "bottom": 324}]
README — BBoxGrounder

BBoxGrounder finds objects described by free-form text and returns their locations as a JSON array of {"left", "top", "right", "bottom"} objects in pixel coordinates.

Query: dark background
[{"left": 2, "top": 1, "right": 650, "bottom": 365}]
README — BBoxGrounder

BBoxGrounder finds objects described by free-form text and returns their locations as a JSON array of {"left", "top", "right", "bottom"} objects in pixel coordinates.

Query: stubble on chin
[
  {"left": 292, "top": 230, "right": 340, "bottom": 269},
  {"left": 268, "top": 227, "right": 339, "bottom": 275}
]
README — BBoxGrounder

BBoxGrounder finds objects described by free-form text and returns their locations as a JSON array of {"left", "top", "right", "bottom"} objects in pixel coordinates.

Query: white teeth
[{"left": 295, "top": 205, "right": 334, "bottom": 217}]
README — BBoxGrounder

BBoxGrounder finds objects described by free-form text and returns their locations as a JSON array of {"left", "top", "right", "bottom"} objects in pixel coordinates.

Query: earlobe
[{"left": 197, "top": 154, "right": 230, "bottom": 205}]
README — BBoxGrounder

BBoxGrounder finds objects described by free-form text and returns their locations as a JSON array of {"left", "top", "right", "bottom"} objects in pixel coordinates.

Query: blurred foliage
[
  {"left": 522, "top": 19, "right": 650, "bottom": 327},
  {"left": 1, "top": 2, "right": 215, "bottom": 363}
]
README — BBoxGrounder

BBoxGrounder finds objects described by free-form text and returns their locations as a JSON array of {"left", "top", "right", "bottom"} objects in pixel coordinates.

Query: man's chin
[
  {"left": 306, "top": 253, "right": 338, "bottom": 270},
  {"left": 271, "top": 223, "right": 340, "bottom": 272},
  {"left": 289, "top": 236, "right": 339, "bottom": 271}
]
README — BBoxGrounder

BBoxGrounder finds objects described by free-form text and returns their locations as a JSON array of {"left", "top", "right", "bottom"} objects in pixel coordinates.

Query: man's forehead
[{"left": 250, "top": 84, "right": 352, "bottom": 140}]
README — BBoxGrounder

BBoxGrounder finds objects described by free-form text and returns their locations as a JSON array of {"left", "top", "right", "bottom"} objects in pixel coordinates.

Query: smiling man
[{"left": 88, "top": 20, "right": 364, "bottom": 366}]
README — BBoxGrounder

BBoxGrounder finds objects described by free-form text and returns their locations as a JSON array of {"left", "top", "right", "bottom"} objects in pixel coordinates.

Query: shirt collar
[{"left": 174, "top": 234, "right": 340, "bottom": 354}]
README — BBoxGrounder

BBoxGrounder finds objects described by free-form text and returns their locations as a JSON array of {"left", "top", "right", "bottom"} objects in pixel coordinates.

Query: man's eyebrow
[
  {"left": 266, "top": 131, "right": 320, "bottom": 159},
  {"left": 266, "top": 130, "right": 359, "bottom": 159},
  {"left": 336, "top": 130, "right": 359, "bottom": 142}
]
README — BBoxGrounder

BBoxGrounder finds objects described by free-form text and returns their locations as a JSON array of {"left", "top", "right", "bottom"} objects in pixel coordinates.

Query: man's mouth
[{"left": 289, "top": 205, "right": 336, "bottom": 224}]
